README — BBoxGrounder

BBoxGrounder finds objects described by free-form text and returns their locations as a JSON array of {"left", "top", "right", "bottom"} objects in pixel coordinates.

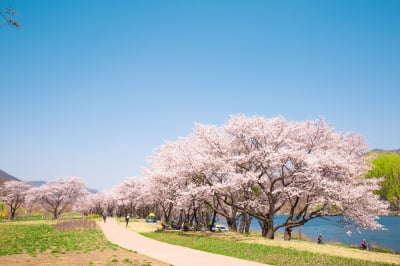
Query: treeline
[
  {"left": 96, "top": 115, "right": 387, "bottom": 241},
  {"left": 0, "top": 116, "right": 392, "bottom": 241},
  {"left": 366, "top": 152, "right": 400, "bottom": 211}
]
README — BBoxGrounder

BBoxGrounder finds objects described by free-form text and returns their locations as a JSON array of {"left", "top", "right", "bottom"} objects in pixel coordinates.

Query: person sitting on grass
[
  {"left": 160, "top": 220, "right": 167, "bottom": 230},
  {"left": 361, "top": 239, "right": 368, "bottom": 250},
  {"left": 317, "top": 234, "right": 323, "bottom": 244}
]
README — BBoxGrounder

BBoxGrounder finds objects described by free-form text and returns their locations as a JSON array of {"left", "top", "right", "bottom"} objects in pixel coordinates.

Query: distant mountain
[
  {"left": 87, "top": 187, "right": 98, "bottom": 193},
  {"left": 27, "top": 180, "right": 47, "bottom": 187},
  {"left": 0, "top": 169, "right": 20, "bottom": 181},
  {"left": 0, "top": 169, "right": 97, "bottom": 193},
  {"left": 0, "top": 169, "right": 21, "bottom": 185},
  {"left": 371, "top": 149, "right": 400, "bottom": 154},
  {"left": 27, "top": 180, "right": 98, "bottom": 193}
]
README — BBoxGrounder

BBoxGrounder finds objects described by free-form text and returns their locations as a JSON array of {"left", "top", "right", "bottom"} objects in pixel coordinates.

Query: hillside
[
  {"left": 26, "top": 180, "right": 98, "bottom": 193},
  {"left": 371, "top": 148, "right": 400, "bottom": 154},
  {"left": 0, "top": 169, "right": 21, "bottom": 185},
  {"left": 0, "top": 169, "right": 97, "bottom": 193},
  {"left": 0, "top": 169, "right": 20, "bottom": 181}
]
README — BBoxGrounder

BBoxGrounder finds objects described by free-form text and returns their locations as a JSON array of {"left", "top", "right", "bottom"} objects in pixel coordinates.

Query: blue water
[{"left": 247, "top": 215, "right": 400, "bottom": 253}]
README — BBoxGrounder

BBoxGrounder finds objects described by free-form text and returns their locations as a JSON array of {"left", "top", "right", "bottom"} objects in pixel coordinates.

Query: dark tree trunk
[
  {"left": 259, "top": 218, "right": 274, "bottom": 239},
  {"left": 238, "top": 213, "right": 253, "bottom": 233},
  {"left": 209, "top": 210, "right": 217, "bottom": 231},
  {"left": 226, "top": 216, "right": 237, "bottom": 231},
  {"left": 9, "top": 207, "right": 16, "bottom": 220},
  {"left": 284, "top": 226, "right": 292, "bottom": 240}
]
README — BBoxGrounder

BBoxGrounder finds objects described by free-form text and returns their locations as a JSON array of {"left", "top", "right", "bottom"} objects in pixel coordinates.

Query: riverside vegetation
[{"left": 123, "top": 218, "right": 400, "bottom": 266}]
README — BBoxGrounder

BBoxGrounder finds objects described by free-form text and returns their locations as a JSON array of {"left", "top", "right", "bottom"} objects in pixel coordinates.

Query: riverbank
[
  {"left": 124, "top": 218, "right": 400, "bottom": 265},
  {"left": 248, "top": 215, "right": 400, "bottom": 253}
]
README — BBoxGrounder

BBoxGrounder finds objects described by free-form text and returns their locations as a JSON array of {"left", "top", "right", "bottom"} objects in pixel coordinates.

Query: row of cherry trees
[
  {"left": 139, "top": 115, "right": 388, "bottom": 239},
  {"left": 0, "top": 115, "right": 389, "bottom": 240},
  {"left": 94, "top": 115, "right": 388, "bottom": 239},
  {"left": 0, "top": 177, "right": 87, "bottom": 219}
]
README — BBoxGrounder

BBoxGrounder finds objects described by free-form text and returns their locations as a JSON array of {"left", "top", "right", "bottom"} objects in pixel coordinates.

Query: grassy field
[
  {"left": 143, "top": 231, "right": 394, "bottom": 266},
  {"left": 123, "top": 219, "right": 400, "bottom": 266},
  {"left": 0, "top": 220, "right": 110, "bottom": 256},
  {"left": 0, "top": 218, "right": 168, "bottom": 266}
]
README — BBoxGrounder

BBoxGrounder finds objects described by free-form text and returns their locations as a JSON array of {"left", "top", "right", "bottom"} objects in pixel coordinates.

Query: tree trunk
[
  {"left": 226, "top": 217, "right": 235, "bottom": 231},
  {"left": 238, "top": 213, "right": 252, "bottom": 234},
  {"left": 209, "top": 210, "right": 217, "bottom": 231},
  {"left": 284, "top": 226, "right": 292, "bottom": 240},
  {"left": 265, "top": 226, "right": 274, "bottom": 239},
  {"left": 9, "top": 207, "right": 16, "bottom": 220},
  {"left": 244, "top": 215, "right": 252, "bottom": 233},
  {"left": 238, "top": 215, "right": 245, "bottom": 233},
  {"left": 259, "top": 219, "right": 274, "bottom": 239}
]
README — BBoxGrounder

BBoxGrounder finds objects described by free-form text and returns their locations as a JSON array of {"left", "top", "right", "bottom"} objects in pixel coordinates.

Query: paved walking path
[{"left": 100, "top": 218, "right": 267, "bottom": 266}]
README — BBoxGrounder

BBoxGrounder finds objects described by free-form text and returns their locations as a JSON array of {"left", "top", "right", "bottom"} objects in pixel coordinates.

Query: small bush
[{"left": 87, "top": 214, "right": 100, "bottom": 219}]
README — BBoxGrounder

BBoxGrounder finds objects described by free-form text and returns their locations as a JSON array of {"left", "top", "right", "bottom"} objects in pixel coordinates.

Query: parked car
[{"left": 212, "top": 224, "right": 228, "bottom": 232}]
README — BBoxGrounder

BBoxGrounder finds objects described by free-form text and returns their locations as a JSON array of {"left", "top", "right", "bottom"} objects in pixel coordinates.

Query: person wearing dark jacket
[
  {"left": 125, "top": 215, "right": 130, "bottom": 227},
  {"left": 317, "top": 234, "right": 323, "bottom": 244}
]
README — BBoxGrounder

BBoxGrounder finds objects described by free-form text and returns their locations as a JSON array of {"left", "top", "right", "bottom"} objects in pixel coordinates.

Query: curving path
[{"left": 100, "top": 218, "right": 267, "bottom": 266}]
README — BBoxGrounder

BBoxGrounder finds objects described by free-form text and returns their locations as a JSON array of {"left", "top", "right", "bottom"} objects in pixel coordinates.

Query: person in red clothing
[{"left": 361, "top": 239, "right": 368, "bottom": 250}]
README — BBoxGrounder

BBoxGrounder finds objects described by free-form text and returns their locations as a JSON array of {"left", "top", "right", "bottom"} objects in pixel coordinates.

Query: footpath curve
[{"left": 100, "top": 218, "right": 267, "bottom": 266}]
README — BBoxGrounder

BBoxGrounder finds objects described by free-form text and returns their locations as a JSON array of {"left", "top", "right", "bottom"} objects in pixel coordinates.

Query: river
[{"left": 247, "top": 215, "right": 400, "bottom": 253}]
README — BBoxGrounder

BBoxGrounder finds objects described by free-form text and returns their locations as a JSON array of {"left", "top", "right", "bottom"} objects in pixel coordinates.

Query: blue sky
[{"left": 1, "top": 0, "right": 399, "bottom": 191}]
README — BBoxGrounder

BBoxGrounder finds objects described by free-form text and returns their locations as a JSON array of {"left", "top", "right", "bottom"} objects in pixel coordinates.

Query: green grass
[
  {"left": 0, "top": 215, "right": 52, "bottom": 222},
  {"left": 0, "top": 221, "right": 117, "bottom": 256},
  {"left": 142, "top": 231, "right": 393, "bottom": 266},
  {"left": 0, "top": 213, "right": 91, "bottom": 223}
]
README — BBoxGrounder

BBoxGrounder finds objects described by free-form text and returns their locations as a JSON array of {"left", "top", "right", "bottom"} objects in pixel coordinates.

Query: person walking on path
[
  {"left": 102, "top": 213, "right": 107, "bottom": 223},
  {"left": 125, "top": 215, "right": 130, "bottom": 227},
  {"left": 99, "top": 218, "right": 267, "bottom": 266}
]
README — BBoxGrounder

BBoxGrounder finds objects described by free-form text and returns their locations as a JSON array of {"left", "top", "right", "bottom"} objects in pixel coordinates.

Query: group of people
[
  {"left": 103, "top": 216, "right": 372, "bottom": 251},
  {"left": 317, "top": 234, "right": 369, "bottom": 250},
  {"left": 102, "top": 213, "right": 130, "bottom": 227}
]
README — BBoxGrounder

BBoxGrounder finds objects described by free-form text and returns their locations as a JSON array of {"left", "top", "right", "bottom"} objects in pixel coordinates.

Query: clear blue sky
[{"left": 1, "top": 0, "right": 399, "bottom": 191}]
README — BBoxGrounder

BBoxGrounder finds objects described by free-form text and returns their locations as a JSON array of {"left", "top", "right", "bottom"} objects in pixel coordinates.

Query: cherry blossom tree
[
  {"left": 143, "top": 115, "right": 388, "bottom": 239},
  {"left": 0, "top": 180, "right": 33, "bottom": 220},
  {"left": 192, "top": 115, "right": 388, "bottom": 239},
  {"left": 143, "top": 140, "right": 192, "bottom": 223},
  {"left": 118, "top": 115, "right": 388, "bottom": 239},
  {"left": 73, "top": 190, "right": 99, "bottom": 216},
  {"left": 144, "top": 134, "right": 246, "bottom": 230},
  {"left": 269, "top": 120, "right": 388, "bottom": 239},
  {"left": 113, "top": 177, "right": 145, "bottom": 217},
  {"left": 80, "top": 191, "right": 107, "bottom": 215},
  {"left": 27, "top": 177, "right": 87, "bottom": 219},
  {"left": 94, "top": 190, "right": 118, "bottom": 216}
]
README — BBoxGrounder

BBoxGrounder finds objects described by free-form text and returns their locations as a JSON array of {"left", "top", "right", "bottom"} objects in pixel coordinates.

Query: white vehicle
[{"left": 212, "top": 224, "right": 228, "bottom": 232}]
